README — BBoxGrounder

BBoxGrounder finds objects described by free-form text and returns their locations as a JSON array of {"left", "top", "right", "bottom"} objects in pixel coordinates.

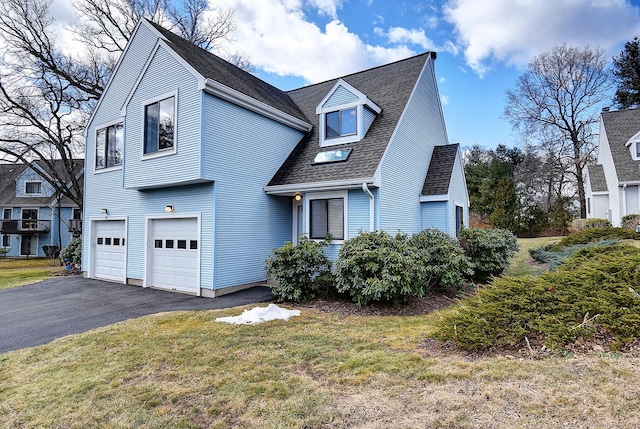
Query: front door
[{"left": 20, "top": 235, "right": 38, "bottom": 256}]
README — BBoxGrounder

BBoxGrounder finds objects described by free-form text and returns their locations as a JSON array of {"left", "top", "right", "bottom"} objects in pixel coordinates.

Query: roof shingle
[{"left": 421, "top": 144, "right": 459, "bottom": 196}]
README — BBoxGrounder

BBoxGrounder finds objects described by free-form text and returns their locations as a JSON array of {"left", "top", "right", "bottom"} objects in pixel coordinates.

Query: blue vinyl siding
[
  {"left": 323, "top": 85, "right": 358, "bottom": 108},
  {"left": 123, "top": 46, "right": 201, "bottom": 189},
  {"left": 202, "top": 93, "right": 303, "bottom": 289},
  {"left": 446, "top": 152, "right": 469, "bottom": 234},
  {"left": 348, "top": 188, "right": 371, "bottom": 237},
  {"left": 378, "top": 57, "right": 448, "bottom": 234},
  {"left": 421, "top": 201, "right": 448, "bottom": 231},
  {"left": 362, "top": 107, "right": 376, "bottom": 136}
]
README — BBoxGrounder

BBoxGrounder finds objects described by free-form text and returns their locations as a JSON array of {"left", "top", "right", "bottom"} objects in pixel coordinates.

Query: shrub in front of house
[
  {"left": 549, "top": 227, "right": 638, "bottom": 251},
  {"left": 529, "top": 240, "right": 621, "bottom": 270},
  {"left": 621, "top": 214, "right": 640, "bottom": 230},
  {"left": 458, "top": 227, "right": 519, "bottom": 282},
  {"left": 409, "top": 229, "right": 472, "bottom": 294},
  {"left": 60, "top": 237, "right": 82, "bottom": 267},
  {"left": 583, "top": 218, "right": 612, "bottom": 230},
  {"left": 435, "top": 244, "right": 640, "bottom": 352},
  {"left": 265, "top": 236, "right": 331, "bottom": 303},
  {"left": 334, "top": 230, "right": 420, "bottom": 306}
]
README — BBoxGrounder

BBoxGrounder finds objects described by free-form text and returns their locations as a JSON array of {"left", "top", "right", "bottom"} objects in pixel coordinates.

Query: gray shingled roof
[
  {"left": 601, "top": 108, "right": 640, "bottom": 183},
  {"left": 586, "top": 164, "right": 607, "bottom": 192},
  {"left": 421, "top": 144, "right": 459, "bottom": 196},
  {"left": 146, "top": 20, "right": 308, "bottom": 123},
  {"left": 268, "top": 53, "right": 432, "bottom": 186}
]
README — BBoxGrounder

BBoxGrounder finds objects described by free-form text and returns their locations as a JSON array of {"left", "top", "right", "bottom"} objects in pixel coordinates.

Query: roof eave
[
  {"left": 264, "top": 177, "right": 375, "bottom": 195},
  {"left": 203, "top": 79, "right": 312, "bottom": 133}
]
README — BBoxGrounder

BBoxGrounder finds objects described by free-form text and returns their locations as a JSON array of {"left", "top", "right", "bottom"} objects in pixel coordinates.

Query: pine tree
[{"left": 613, "top": 37, "right": 640, "bottom": 109}]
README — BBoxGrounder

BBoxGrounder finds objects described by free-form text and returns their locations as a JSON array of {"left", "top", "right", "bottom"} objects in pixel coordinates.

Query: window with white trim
[
  {"left": 96, "top": 122, "right": 123, "bottom": 170},
  {"left": 309, "top": 197, "right": 344, "bottom": 240},
  {"left": 325, "top": 107, "right": 357, "bottom": 139},
  {"left": 144, "top": 95, "right": 175, "bottom": 155},
  {"left": 2, "top": 234, "right": 10, "bottom": 248},
  {"left": 25, "top": 182, "right": 42, "bottom": 194}
]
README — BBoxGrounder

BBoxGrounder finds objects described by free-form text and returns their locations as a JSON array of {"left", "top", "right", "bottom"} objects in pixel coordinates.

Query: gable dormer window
[
  {"left": 326, "top": 107, "right": 357, "bottom": 139},
  {"left": 25, "top": 182, "right": 42, "bottom": 195},
  {"left": 316, "top": 79, "right": 381, "bottom": 147}
]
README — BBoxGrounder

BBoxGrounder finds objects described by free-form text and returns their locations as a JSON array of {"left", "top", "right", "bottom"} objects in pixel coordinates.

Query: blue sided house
[
  {"left": 0, "top": 161, "right": 83, "bottom": 258},
  {"left": 82, "top": 19, "right": 469, "bottom": 297}
]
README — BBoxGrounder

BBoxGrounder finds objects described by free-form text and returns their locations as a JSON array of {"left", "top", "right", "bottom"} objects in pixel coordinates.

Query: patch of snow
[{"left": 215, "top": 304, "right": 301, "bottom": 325}]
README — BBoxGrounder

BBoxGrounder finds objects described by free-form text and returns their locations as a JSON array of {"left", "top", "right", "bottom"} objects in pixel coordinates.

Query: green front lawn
[{"left": 0, "top": 258, "right": 61, "bottom": 290}]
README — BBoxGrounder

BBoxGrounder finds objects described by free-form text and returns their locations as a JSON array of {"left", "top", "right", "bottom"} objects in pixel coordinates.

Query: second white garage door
[
  {"left": 93, "top": 220, "right": 126, "bottom": 282},
  {"left": 149, "top": 218, "right": 199, "bottom": 294}
]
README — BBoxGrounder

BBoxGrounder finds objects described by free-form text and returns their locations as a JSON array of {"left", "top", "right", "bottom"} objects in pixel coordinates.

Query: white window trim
[
  {"left": 141, "top": 89, "right": 178, "bottom": 160},
  {"left": 24, "top": 181, "right": 43, "bottom": 195},
  {"left": 305, "top": 190, "right": 348, "bottom": 244},
  {"left": 318, "top": 102, "right": 363, "bottom": 147},
  {"left": 94, "top": 118, "right": 125, "bottom": 173}
]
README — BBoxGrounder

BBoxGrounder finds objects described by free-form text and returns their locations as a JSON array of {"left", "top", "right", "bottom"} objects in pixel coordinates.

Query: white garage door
[
  {"left": 149, "top": 218, "right": 199, "bottom": 294},
  {"left": 93, "top": 220, "right": 126, "bottom": 282}
]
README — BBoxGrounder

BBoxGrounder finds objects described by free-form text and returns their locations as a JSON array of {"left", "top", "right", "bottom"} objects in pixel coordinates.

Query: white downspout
[
  {"left": 362, "top": 183, "right": 375, "bottom": 232},
  {"left": 622, "top": 184, "right": 628, "bottom": 222}
]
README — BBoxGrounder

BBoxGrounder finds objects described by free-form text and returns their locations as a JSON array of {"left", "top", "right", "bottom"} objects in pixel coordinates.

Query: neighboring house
[
  {"left": 586, "top": 108, "right": 640, "bottom": 226},
  {"left": 82, "top": 18, "right": 469, "bottom": 297},
  {"left": 0, "top": 161, "right": 83, "bottom": 257}
]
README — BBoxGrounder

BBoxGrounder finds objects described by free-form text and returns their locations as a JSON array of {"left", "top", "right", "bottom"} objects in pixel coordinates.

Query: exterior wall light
[
  {"left": 294, "top": 194, "right": 302, "bottom": 202},
  {"left": 100, "top": 208, "right": 108, "bottom": 214},
  {"left": 165, "top": 205, "right": 174, "bottom": 213}
]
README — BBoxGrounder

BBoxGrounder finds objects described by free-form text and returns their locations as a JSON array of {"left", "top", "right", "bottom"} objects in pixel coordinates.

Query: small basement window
[{"left": 313, "top": 149, "right": 352, "bottom": 164}]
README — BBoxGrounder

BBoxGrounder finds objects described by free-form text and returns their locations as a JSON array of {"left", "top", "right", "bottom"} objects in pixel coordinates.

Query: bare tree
[
  {"left": 504, "top": 44, "right": 612, "bottom": 218},
  {"left": 0, "top": 0, "right": 244, "bottom": 209}
]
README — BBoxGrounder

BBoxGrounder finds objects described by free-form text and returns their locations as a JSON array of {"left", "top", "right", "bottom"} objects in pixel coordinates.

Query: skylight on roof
[{"left": 313, "top": 149, "right": 352, "bottom": 164}]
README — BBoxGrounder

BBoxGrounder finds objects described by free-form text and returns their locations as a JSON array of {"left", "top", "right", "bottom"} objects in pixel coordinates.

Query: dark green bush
[
  {"left": 265, "top": 237, "right": 331, "bottom": 303},
  {"left": 458, "top": 227, "right": 519, "bottom": 282},
  {"left": 409, "top": 229, "right": 472, "bottom": 294},
  {"left": 550, "top": 227, "right": 637, "bottom": 250},
  {"left": 60, "top": 237, "right": 81, "bottom": 266},
  {"left": 334, "top": 231, "right": 418, "bottom": 306},
  {"left": 435, "top": 244, "right": 640, "bottom": 351},
  {"left": 583, "top": 218, "right": 612, "bottom": 229}
]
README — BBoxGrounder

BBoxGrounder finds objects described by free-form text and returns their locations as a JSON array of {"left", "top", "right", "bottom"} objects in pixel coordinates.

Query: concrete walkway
[{"left": 0, "top": 276, "right": 274, "bottom": 353}]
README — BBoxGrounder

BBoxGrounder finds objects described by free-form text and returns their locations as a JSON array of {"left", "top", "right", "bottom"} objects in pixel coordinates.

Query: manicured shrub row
[
  {"left": 583, "top": 218, "right": 612, "bottom": 230},
  {"left": 266, "top": 228, "right": 517, "bottom": 305},
  {"left": 435, "top": 244, "right": 640, "bottom": 351}
]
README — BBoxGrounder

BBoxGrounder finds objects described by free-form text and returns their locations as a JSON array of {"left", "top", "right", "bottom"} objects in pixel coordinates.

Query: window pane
[
  {"left": 105, "top": 237, "right": 111, "bottom": 245},
  {"left": 310, "top": 200, "right": 328, "bottom": 239},
  {"left": 144, "top": 103, "right": 159, "bottom": 153},
  {"left": 341, "top": 108, "right": 357, "bottom": 135},
  {"left": 154, "top": 239, "right": 162, "bottom": 248},
  {"left": 97, "top": 237, "right": 103, "bottom": 245},
  {"left": 2, "top": 235, "right": 10, "bottom": 247},
  {"left": 113, "top": 238, "right": 120, "bottom": 246},
  {"left": 636, "top": 142, "right": 640, "bottom": 158},
  {"left": 327, "top": 198, "right": 344, "bottom": 240},
  {"left": 3, "top": 209, "right": 11, "bottom": 220},
  {"left": 325, "top": 111, "right": 340, "bottom": 139},
  {"left": 166, "top": 239, "right": 174, "bottom": 249},
  {"left": 96, "top": 128, "right": 106, "bottom": 168},
  {"left": 177, "top": 240, "right": 186, "bottom": 249},
  {"left": 106, "top": 125, "right": 117, "bottom": 167},
  {"left": 158, "top": 97, "right": 174, "bottom": 150},
  {"left": 190, "top": 240, "right": 198, "bottom": 250},
  {"left": 114, "top": 123, "right": 124, "bottom": 166},
  {"left": 25, "top": 182, "right": 41, "bottom": 194}
]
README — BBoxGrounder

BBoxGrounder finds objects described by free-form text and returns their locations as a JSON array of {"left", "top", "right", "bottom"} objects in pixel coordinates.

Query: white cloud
[
  {"left": 440, "top": 95, "right": 450, "bottom": 105},
  {"left": 444, "top": 0, "right": 640, "bottom": 77},
  {"left": 308, "top": 0, "right": 343, "bottom": 18},
  {"left": 216, "top": 0, "right": 415, "bottom": 84}
]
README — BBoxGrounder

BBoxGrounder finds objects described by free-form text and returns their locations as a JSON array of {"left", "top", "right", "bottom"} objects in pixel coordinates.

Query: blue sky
[{"left": 211, "top": 0, "right": 640, "bottom": 149}]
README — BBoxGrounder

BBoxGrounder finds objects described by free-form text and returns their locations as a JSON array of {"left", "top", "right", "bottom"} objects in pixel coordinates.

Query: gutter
[
  {"left": 362, "top": 183, "right": 375, "bottom": 232},
  {"left": 264, "top": 177, "right": 375, "bottom": 195}
]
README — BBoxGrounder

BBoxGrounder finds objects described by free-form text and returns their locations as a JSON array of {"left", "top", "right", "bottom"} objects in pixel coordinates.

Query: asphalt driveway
[{"left": 0, "top": 276, "right": 274, "bottom": 353}]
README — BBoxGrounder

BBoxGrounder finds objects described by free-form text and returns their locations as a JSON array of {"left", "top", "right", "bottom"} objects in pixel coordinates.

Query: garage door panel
[
  {"left": 93, "top": 220, "right": 126, "bottom": 282},
  {"left": 149, "top": 218, "right": 199, "bottom": 294}
]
